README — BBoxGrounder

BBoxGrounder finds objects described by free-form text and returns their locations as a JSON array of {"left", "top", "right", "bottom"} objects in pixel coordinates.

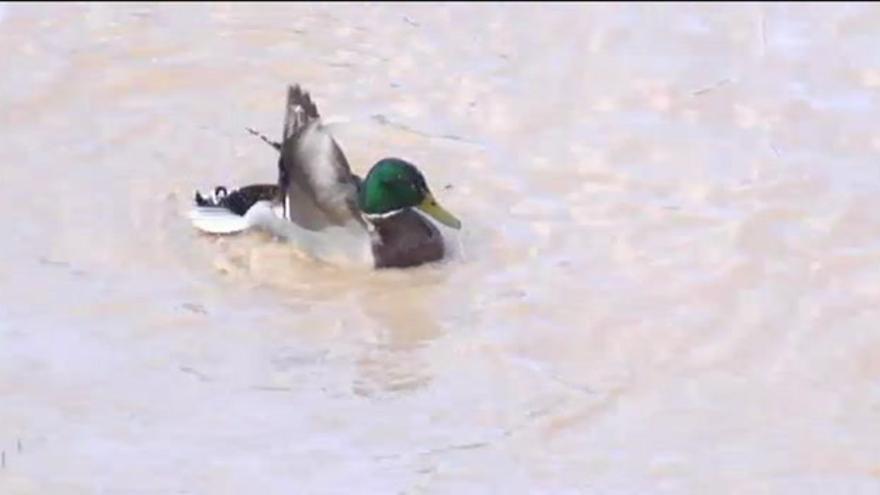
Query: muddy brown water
[{"left": 2, "top": 3, "right": 880, "bottom": 494}]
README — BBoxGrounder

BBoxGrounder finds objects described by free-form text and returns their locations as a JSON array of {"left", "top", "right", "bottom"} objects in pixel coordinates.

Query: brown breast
[{"left": 371, "top": 210, "right": 445, "bottom": 269}]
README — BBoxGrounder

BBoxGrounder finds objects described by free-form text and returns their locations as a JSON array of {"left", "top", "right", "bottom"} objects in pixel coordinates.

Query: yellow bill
[{"left": 417, "top": 193, "right": 462, "bottom": 229}]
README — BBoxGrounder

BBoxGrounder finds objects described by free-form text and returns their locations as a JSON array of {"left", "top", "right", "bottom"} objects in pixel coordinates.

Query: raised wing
[{"left": 277, "top": 85, "right": 363, "bottom": 230}]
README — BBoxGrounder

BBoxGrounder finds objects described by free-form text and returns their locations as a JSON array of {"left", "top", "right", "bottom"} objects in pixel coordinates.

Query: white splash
[{"left": 191, "top": 201, "right": 373, "bottom": 269}]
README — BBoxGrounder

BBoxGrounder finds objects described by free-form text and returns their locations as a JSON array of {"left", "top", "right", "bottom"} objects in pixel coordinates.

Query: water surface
[{"left": 2, "top": 3, "right": 880, "bottom": 494}]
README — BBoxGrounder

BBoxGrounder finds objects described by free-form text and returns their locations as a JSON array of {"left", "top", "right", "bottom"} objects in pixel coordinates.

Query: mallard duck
[{"left": 189, "top": 85, "right": 462, "bottom": 269}]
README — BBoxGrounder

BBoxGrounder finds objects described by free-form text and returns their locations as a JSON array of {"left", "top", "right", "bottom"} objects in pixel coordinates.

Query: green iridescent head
[{"left": 358, "top": 158, "right": 461, "bottom": 229}]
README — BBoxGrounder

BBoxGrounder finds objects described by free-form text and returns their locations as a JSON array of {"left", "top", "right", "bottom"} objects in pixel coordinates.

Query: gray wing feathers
[
  {"left": 282, "top": 85, "right": 320, "bottom": 141},
  {"left": 278, "top": 85, "right": 363, "bottom": 230}
]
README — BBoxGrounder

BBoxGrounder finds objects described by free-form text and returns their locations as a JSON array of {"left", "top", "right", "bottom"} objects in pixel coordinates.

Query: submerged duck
[{"left": 189, "top": 85, "right": 461, "bottom": 269}]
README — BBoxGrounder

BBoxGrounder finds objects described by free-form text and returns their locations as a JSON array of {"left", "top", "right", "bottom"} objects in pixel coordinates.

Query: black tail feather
[
  {"left": 193, "top": 184, "right": 280, "bottom": 216},
  {"left": 246, "top": 127, "right": 282, "bottom": 151}
]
